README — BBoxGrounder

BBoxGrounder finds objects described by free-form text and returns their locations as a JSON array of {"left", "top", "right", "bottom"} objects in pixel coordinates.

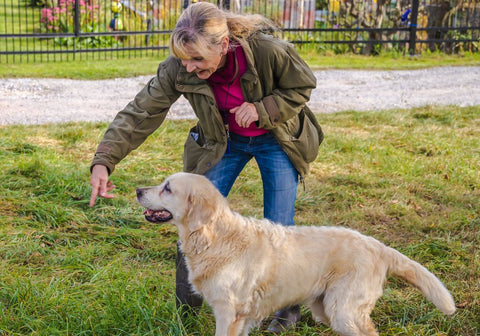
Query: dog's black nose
[{"left": 136, "top": 188, "right": 144, "bottom": 198}]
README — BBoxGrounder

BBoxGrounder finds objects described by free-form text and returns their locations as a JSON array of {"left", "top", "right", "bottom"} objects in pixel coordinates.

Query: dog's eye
[{"left": 163, "top": 182, "right": 171, "bottom": 193}]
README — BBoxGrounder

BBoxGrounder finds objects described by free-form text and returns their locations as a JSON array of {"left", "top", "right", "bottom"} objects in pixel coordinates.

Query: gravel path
[{"left": 1, "top": 66, "right": 479, "bottom": 125}]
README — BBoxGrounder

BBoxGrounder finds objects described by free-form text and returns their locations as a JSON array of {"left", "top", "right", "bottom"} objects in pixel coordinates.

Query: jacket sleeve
[
  {"left": 252, "top": 37, "right": 317, "bottom": 129},
  {"left": 91, "top": 57, "right": 182, "bottom": 174}
]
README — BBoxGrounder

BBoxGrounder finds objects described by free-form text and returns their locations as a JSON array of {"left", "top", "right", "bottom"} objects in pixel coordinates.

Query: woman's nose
[{"left": 182, "top": 60, "right": 196, "bottom": 73}]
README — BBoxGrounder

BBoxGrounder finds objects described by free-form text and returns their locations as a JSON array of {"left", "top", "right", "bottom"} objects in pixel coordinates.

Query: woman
[{"left": 89, "top": 2, "right": 323, "bottom": 332}]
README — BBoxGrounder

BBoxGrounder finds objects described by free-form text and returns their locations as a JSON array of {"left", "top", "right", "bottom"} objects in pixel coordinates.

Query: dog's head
[{"left": 136, "top": 172, "right": 225, "bottom": 233}]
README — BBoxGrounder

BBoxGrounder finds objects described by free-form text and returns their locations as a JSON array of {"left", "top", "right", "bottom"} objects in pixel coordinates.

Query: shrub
[{"left": 40, "top": 0, "right": 119, "bottom": 47}]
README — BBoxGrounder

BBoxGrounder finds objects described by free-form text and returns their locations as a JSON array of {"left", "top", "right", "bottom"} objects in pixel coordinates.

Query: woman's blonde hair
[{"left": 170, "top": 2, "right": 277, "bottom": 60}]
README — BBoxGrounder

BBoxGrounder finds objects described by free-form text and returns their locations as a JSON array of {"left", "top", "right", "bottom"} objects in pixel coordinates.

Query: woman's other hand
[{"left": 230, "top": 102, "right": 258, "bottom": 128}]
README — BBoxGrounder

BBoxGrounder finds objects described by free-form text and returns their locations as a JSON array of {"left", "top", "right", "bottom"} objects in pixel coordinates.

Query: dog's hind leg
[
  {"left": 309, "top": 294, "right": 330, "bottom": 326},
  {"left": 323, "top": 285, "right": 379, "bottom": 336},
  {"left": 213, "top": 306, "right": 247, "bottom": 336},
  {"left": 327, "top": 306, "right": 378, "bottom": 336},
  {"left": 354, "top": 313, "right": 378, "bottom": 336},
  {"left": 238, "top": 319, "right": 257, "bottom": 336}
]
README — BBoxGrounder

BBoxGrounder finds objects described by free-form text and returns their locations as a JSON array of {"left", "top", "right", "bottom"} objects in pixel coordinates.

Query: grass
[
  {"left": 1, "top": 50, "right": 480, "bottom": 79},
  {"left": 1, "top": 55, "right": 169, "bottom": 79},
  {"left": 0, "top": 105, "right": 478, "bottom": 335}
]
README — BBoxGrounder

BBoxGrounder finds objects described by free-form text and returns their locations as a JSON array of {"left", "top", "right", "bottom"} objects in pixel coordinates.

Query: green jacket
[{"left": 91, "top": 33, "right": 323, "bottom": 177}]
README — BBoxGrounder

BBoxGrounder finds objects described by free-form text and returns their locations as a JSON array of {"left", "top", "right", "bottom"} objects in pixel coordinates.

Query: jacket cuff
[
  {"left": 263, "top": 95, "right": 281, "bottom": 125},
  {"left": 255, "top": 96, "right": 280, "bottom": 129},
  {"left": 91, "top": 154, "right": 114, "bottom": 175}
]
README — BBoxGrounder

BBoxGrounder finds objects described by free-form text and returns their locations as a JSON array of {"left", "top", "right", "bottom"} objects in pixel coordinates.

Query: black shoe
[{"left": 267, "top": 305, "right": 301, "bottom": 333}]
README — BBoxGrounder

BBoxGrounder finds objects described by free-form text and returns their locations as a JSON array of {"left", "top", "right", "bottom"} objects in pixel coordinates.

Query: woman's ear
[{"left": 221, "top": 36, "right": 229, "bottom": 55}]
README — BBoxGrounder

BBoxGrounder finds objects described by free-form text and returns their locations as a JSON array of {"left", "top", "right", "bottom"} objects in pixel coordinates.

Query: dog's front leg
[{"left": 214, "top": 306, "right": 246, "bottom": 336}]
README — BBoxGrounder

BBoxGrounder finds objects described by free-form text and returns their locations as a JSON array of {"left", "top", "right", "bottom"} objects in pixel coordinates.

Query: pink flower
[{"left": 41, "top": 8, "right": 52, "bottom": 17}]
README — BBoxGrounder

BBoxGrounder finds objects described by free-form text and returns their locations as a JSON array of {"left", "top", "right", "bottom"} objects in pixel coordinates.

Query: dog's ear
[
  {"left": 185, "top": 191, "right": 218, "bottom": 231},
  {"left": 183, "top": 192, "right": 217, "bottom": 254}
]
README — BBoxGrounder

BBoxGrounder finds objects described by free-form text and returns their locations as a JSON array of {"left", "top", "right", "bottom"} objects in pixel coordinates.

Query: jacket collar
[
  {"left": 236, "top": 36, "right": 259, "bottom": 81},
  {"left": 175, "top": 37, "right": 260, "bottom": 94},
  {"left": 175, "top": 66, "right": 212, "bottom": 96}
]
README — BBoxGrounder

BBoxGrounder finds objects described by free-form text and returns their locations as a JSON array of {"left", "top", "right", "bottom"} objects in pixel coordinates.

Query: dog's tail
[{"left": 385, "top": 246, "right": 456, "bottom": 315}]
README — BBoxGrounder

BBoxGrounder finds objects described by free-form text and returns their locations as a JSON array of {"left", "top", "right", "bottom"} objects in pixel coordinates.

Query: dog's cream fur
[{"left": 136, "top": 172, "right": 455, "bottom": 336}]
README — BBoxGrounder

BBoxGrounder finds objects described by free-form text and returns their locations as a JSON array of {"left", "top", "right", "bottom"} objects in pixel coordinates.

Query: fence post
[
  {"left": 74, "top": 0, "right": 80, "bottom": 36},
  {"left": 218, "top": 0, "right": 230, "bottom": 10},
  {"left": 409, "top": 0, "right": 419, "bottom": 55}
]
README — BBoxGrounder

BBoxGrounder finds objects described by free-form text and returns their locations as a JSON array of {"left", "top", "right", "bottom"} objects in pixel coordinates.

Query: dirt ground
[{"left": 1, "top": 66, "right": 479, "bottom": 125}]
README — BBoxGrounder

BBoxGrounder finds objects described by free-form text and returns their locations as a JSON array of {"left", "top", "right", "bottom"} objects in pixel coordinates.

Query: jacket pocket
[
  {"left": 183, "top": 125, "right": 225, "bottom": 174},
  {"left": 183, "top": 125, "right": 205, "bottom": 172},
  {"left": 290, "top": 110, "right": 321, "bottom": 163}
]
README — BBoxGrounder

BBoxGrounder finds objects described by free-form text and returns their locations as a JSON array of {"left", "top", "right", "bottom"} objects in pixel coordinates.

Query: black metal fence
[{"left": 1, "top": 0, "right": 479, "bottom": 63}]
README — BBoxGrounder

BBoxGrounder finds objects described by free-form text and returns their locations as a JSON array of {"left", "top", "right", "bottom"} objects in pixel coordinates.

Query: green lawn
[
  {"left": 0, "top": 105, "right": 478, "bottom": 335},
  {"left": 1, "top": 51, "right": 479, "bottom": 79}
]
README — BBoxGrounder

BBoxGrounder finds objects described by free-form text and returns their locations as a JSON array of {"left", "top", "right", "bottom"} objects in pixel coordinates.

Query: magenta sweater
[{"left": 207, "top": 45, "right": 268, "bottom": 137}]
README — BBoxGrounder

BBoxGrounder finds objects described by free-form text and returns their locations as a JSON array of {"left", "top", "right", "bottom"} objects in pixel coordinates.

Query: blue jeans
[{"left": 204, "top": 132, "right": 298, "bottom": 226}]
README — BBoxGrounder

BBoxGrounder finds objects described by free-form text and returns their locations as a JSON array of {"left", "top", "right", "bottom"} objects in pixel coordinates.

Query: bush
[{"left": 40, "top": 0, "right": 119, "bottom": 47}]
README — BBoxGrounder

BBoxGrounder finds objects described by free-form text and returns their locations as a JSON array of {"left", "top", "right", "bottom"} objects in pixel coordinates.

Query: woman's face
[{"left": 180, "top": 38, "right": 228, "bottom": 80}]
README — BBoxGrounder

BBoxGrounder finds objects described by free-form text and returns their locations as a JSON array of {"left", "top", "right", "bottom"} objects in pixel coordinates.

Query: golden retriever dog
[{"left": 136, "top": 172, "right": 455, "bottom": 336}]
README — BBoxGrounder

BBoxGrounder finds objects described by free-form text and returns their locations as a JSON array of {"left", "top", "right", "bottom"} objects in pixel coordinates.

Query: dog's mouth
[{"left": 143, "top": 208, "right": 173, "bottom": 223}]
